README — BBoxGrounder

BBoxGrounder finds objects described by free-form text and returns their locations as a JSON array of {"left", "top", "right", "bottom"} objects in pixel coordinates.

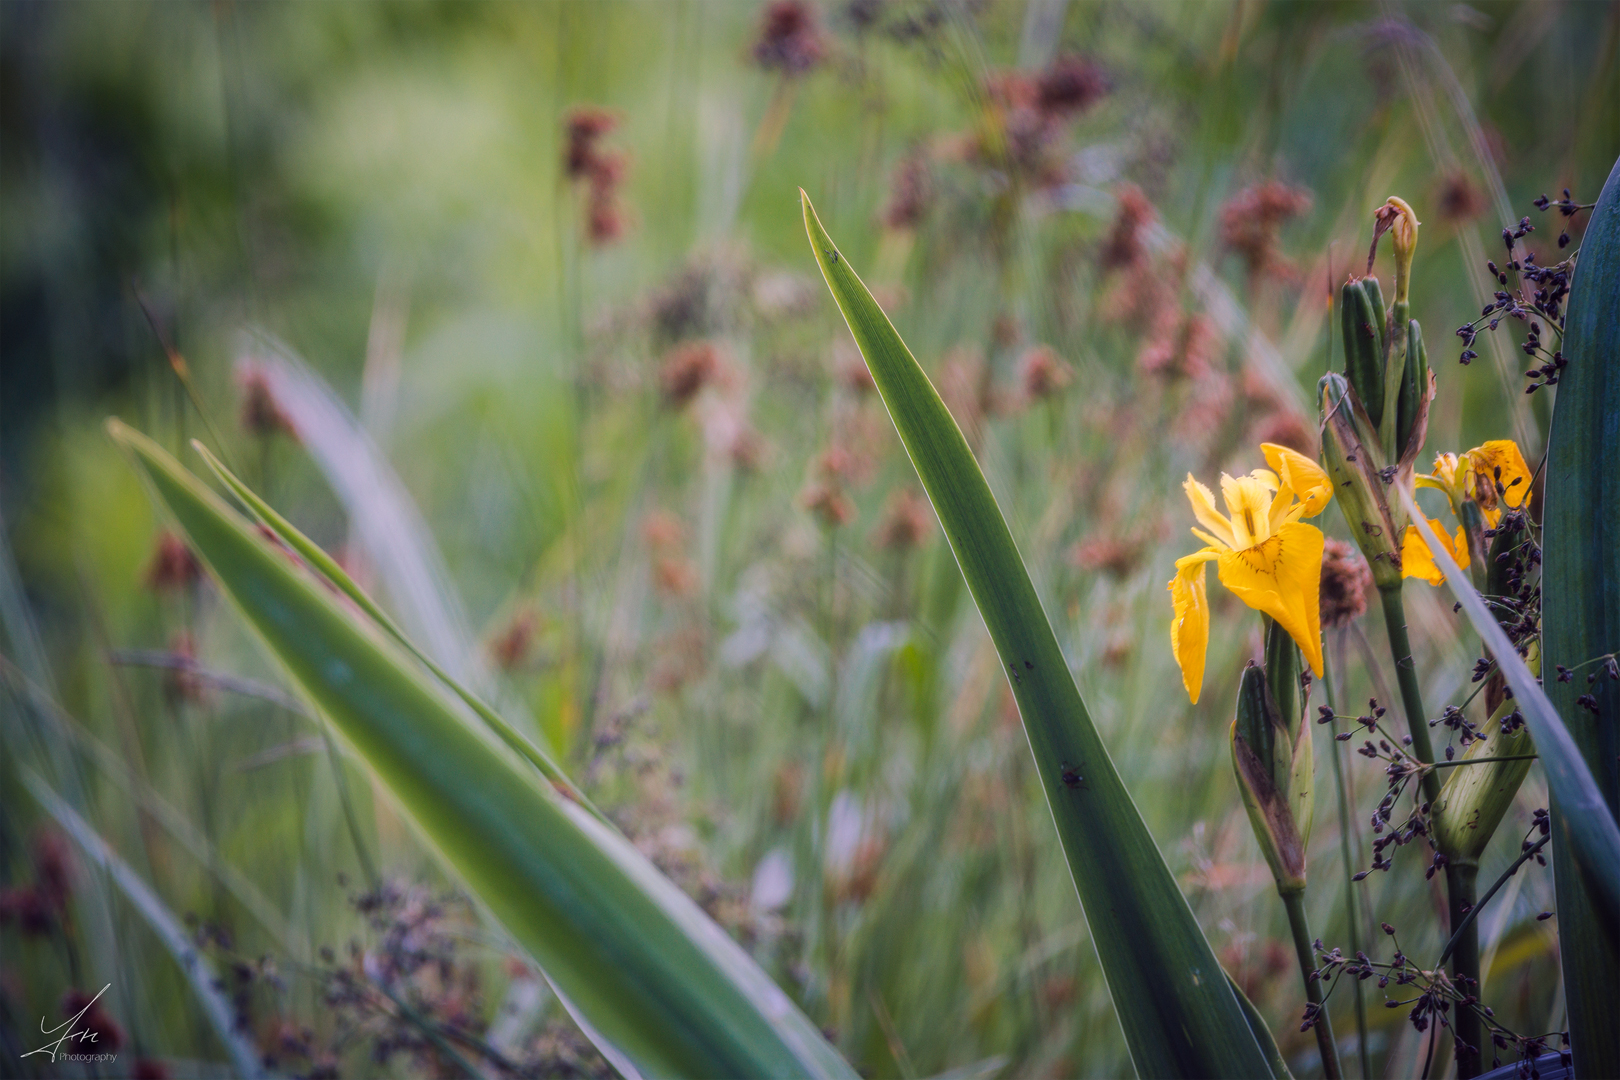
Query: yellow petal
[
  {"left": 1467, "top": 440, "right": 1533, "bottom": 510},
  {"left": 1183, "top": 475, "right": 1235, "bottom": 549},
  {"left": 1169, "top": 551, "right": 1218, "bottom": 704},
  {"left": 1400, "top": 517, "right": 1470, "bottom": 587},
  {"left": 1215, "top": 521, "right": 1325, "bottom": 677},
  {"left": 1221, "top": 473, "right": 1277, "bottom": 549},
  {"left": 1262, "top": 443, "right": 1333, "bottom": 517}
]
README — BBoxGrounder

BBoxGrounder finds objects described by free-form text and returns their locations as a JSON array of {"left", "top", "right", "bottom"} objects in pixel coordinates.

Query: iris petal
[
  {"left": 1183, "top": 475, "right": 1235, "bottom": 549},
  {"left": 1215, "top": 521, "right": 1325, "bottom": 676},
  {"left": 1169, "top": 550, "right": 1219, "bottom": 703},
  {"left": 1401, "top": 517, "right": 1470, "bottom": 586}
]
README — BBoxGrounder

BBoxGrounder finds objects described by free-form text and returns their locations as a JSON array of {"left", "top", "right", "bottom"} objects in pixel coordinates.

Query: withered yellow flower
[{"left": 1169, "top": 444, "right": 1332, "bottom": 703}]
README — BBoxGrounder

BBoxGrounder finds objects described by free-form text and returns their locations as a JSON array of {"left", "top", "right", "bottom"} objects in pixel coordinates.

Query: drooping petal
[
  {"left": 1216, "top": 521, "right": 1325, "bottom": 676},
  {"left": 1400, "top": 517, "right": 1470, "bottom": 586},
  {"left": 1466, "top": 440, "right": 1533, "bottom": 510},
  {"left": 1262, "top": 443, "right": 1334, "bottom": 517},
  {"left": 1169, "top": 550, "right": 1219, "bottom": 704},
  {"left": 1183, "top": 475, "right": 1235, "bottom": 549}
]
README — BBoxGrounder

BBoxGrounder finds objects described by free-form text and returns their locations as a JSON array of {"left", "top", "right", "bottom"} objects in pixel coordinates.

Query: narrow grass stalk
[
  {"left": 1376, "top": 585, "right": 1439, "bottom": 804},
  {"left": 1323, "top": 644, "right": 1370, "bottom": 1080},
  {"left": 1444, "top": 862, "right": 1482, "bottom": 1077},
  {"left": 1281, "top": 889, "right": 1341, "bottom": 1080}
]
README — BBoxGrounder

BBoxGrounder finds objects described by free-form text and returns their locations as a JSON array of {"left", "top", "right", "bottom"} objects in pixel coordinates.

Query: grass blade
[
  {"left": 21, "top": 769, "right": 268, "bottom": 1079},
  {"left": 107, "top": 418, "right": 855, "bottom": 1080},
  {"left": 802, "top": 191, "right": 1279, "bottom": 1079},
  {"left": 1540, "top": 152, "right": 1620, "bottom": 1080}
]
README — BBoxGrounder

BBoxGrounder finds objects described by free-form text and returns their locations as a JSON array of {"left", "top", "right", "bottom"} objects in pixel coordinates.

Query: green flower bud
[
  {"left": 1231, "top": 621, "right": 1315, "bottom": 895},
  {"left": 1341, "top": 276, "right": 1387, "bottom": 431},
  {"left": 1318, "top": 373, "right": 1406, "bottom": 589}
]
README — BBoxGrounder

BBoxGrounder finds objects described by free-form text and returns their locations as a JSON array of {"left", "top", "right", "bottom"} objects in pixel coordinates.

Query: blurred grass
[{"left": 3, "top": 1, "right": 1615, "bottom": 1076}]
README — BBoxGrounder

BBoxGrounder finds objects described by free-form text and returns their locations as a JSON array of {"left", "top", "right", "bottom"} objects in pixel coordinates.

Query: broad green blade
[
  {"left": 108, "top": 420, "right": 855, "bottom": 1080},
  {"left": 802, "top": 192, "right": 1279, "bottom": 1080},
  {"left": 1541, "top": 152, "right": 1620, "bottom": 1080},
  {"left": 1399, "top": 497, "right": 1620, "bottom": 917},
  {"left": 190, "top": 441, "right": 605, "bottom": 824}
]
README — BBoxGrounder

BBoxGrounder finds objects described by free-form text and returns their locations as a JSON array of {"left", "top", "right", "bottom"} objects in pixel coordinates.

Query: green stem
[
  {"left": 1445, "top": 861, "right": 1482, "bottom": 1078},
  {"left": 1377, "top": 585, "right": 1440, "bottom": 805},
  {"left": 1282, "top": 889, "right": 1343, "bottom": 1080},
  {"left": 1324, "top": 644, "right": 1371, "bottom": 1080}
]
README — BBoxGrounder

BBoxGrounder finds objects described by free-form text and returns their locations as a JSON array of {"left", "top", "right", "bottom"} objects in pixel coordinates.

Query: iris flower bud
[
  {"left": 1231, "top": 620, "right": 1315, "bottom": 895},
  {"left": 1318, "top": 373, "right": 1406, "bottom": 589}
]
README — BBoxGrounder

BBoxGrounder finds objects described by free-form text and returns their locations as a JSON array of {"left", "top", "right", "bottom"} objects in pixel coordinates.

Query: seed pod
[
  {"left": 1341, "top": 277, "right": 1387, "bottom": 432},
  {"left": 1433, "top": 643, "right": 1539, "bottom": 865},
  {"left": 1231, "top": 622, "right": 1315, "bottom": 895},
  {"left": 1319, "top": 373, "right": 1405, "bottom": 589}
]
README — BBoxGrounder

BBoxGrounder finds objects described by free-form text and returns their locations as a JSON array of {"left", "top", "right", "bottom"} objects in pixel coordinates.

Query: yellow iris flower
[
  {"left": 1403, "top": 440, "right": 1532, "bottom": 585},
  {"left": 1169, "top": 444, "right": 1333, "bottom": 704}
]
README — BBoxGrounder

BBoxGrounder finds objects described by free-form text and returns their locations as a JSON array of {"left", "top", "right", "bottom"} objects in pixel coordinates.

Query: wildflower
[
  {"left": 1435, "top": 171, "right": 1487, "bottom": 224},
  {"left": 488, "top": 609, "right": 539, "bottom": 671},
  {"left": 1032, "top": 55, "right": 1109, "bottom": 118},
  {"left": 1402, "top": 440, "right": 1532, "bottom": 586},
  {"left": 1169, "top": 443, "right": 1333, "bottom": 703},
  {"left": 563, "top": 106, "right": 630, "bottom": 247}
]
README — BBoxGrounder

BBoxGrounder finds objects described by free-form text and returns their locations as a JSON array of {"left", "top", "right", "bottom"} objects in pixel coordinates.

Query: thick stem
[
  {"left": 1377, "top": 585, "right": 1440, "bottom": 805},
  {"left": 1324, "top": 645, "right": 1371, "bottom": 1080},
  {"left": 1282, "top": 889, "right": 1343, "bottom": 1080},
  {"left": 1446, "top": 862, "right": 1482, "bottom": 1079}
]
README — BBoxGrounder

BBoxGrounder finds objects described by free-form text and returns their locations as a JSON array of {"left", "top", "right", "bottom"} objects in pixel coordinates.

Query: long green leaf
[
  {"left": 189, "top": 440, "right": 604, "bottom": 823},
  {"left": 1541, "top": 151, "right": 1620, "bottom": 1080},
  {"left": 802, "top": 192, "right": 1279, "bottom": 1079},
  {"left": 107, "top": 419, "right": 854, "bottom": 1080}
]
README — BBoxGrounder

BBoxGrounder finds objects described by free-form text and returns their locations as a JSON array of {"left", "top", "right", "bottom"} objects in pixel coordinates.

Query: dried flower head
[
  {"left": 1251, "top": 410, "right": 1316, "bottom": 457},
  {"left": 1219, "top": 180, "right": 1313, "bottom": 282},
  {"left": 753, "top": 0, "right": 825, "bottom": 75},
  {"left": 654, "top": 556, "right": 699, "bottom": 598},
  {"left": 882, "top": 150, "right": 933, "bottom": 231},
  {"left": 1019, "top": 345, "right": 1072, "bottom": 400},
  {"left": 833, "top": 342, "right": 877, "bottom": 394},
  {"left": 564, "top": 106, "right": 631, "bottom": 246},
  {"left": 800, "top": 481, "right": 855, "bottom": 529},
  {"left": 60, "top": 988, "right": 123, "bottom": 1052},
  {"left": 564, "top": 107, "right": 618, "bottom": 179},
  {"left": 659, "top": 341, "right": 723, "bottom": 407},
  {"left": 1099, "top": 184, "right": 1156, "bottom": 271},
  {"left": 1139, "top": 312, "right": 1220, "bottom": 382},
  {"left": 1319, "top": 537, "right": 1372, "bottom": 629},
  {"left": 237, "top": 363, "right": 298, "bottom": 440},
  {"left": 641, "top": 509, "right": 686, "bottom": 551},
  {"left": 488, "top": 608, "right": 539, "bottom": 671},
  {"left": 872, "top": 487, "right": 933, "bottom": 550},
  {"left": 1033, "top": 55, "right": 1109, "bottom": 119},
  {"left": 1069, "top": 534, "right": 1145, "bottom": 580},
  {"left": 1435, "top": 171, "right": 1487, "bottom": 224},
  {"left": 145, "top": 530, "right": 202, "bottom": 593}
]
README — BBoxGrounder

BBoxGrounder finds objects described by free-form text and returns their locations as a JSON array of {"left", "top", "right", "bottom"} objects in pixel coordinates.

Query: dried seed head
[
  {"left": 658, "top": 341, "right": 723, "bottom": 407},
  {"left": 753, "top": 0, "right": 824, "bottom": 75},
  {"left": 1319, "top": 538, "right": 1372, "bottom": 629},
  {"left": 145, "top": 530, "right": 202, "bottom": 593},
  {"left": 1019, "top": 345, "right": 1072, "bottom": 400},
  {"left": 872, "top": 487, "right": 933, "bottom": 550}
]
